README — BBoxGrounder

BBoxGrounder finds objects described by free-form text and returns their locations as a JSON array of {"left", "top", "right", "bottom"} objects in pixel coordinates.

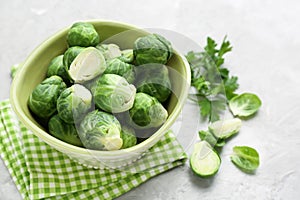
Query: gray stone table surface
[{"left": 1, "top": 0, "right": 300, "bottom": 199}]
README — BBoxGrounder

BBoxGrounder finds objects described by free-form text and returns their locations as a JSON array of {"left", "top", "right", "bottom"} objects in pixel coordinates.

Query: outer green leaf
[
  {"left": 231, "top": 146, "right": 260, "bottom": 173},
  {"left": 229, "top": 93, "right": 262, "bottom": 117}
]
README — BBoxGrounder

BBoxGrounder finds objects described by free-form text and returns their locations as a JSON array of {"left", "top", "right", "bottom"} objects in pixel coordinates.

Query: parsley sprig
[{"left": 186, "top": 37, "right": 239, "bottom": 122}]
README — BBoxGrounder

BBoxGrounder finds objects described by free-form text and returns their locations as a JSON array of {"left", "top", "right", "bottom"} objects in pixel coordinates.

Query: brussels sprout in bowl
[{"left": 10, "top": 20, "right": 191, "bottom": 169}]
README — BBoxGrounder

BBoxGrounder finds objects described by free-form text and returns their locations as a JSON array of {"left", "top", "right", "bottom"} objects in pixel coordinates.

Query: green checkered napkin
[{"left": 0, "top": 100, "right": 187, "bottom": 200}]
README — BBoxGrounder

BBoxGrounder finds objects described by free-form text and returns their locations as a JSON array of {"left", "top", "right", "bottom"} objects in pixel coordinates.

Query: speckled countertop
[{"left": 1, "top": 0, "right": 299, "bottom": 199}]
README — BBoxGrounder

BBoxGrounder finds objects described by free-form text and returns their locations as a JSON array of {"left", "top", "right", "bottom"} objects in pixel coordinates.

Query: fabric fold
[{"left": 0, "top": 100, "right": 187, "bottom": 200}]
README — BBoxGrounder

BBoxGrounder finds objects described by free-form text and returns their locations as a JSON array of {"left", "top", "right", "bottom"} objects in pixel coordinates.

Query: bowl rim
[{"left": 10, "top": 19, "right": 191, "bottom": 157}]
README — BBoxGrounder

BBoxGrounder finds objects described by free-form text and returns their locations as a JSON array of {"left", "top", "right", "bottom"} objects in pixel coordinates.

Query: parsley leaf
[{"left": 186, "top": 36, "right": 238, "bottom": 121}]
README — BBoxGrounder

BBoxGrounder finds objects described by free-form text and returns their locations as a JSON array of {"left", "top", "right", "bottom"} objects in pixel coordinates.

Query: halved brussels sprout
[
  {"left": 48, "top": 114, "right": 83, "bottom": 147},
  {"left": 135, "top": 64, "right": 172, "bottom": 102},
  {"left": 133, "top": 34, "right": 173, "bottom": 65},
  {"left": 129, "top": 92, "right": 168, "bottom": 129},
  {"left": 96, "top": 43, "right": 122, "bottom": 60},
  {"left": 47, "top": 55, "right": 70, "bottom": 83},
  {"left": 68, "top": 47, "right": 106, "bottom": 83},
  {"left": 208, "top": 118, "right": 242, "bottom": 140},
  {"left": 28, "top": 76, "right": 66, "bottom": 119},
  {"left": 79, "top": 110, "right": 123, "bottom": 150},
  {"left": 120, "top": 126, "right": 137, "bottom": 149},
  {"left": 57, "top": 84, "right": 92, "bottom": 124},
  {"left": 63, "top": 46, "right": 85, "bottom": 68},
  {"left": 91, "top": 74, "right": 136, "bottom": 113},
  {"left": 67, "top": 22, "right": 100, "bottom": 47},
  {"left": 104, "top": 58, "right": 135, "bottom": 83}
]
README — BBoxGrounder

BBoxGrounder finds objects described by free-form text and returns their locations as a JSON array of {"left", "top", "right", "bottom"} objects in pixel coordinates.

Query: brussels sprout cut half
[
  {"left": 69, "top": 47, "right": 106, "bottom": 83},
  {"left": 209, "top": 118, "right": 242, "bottom": 140},
  {"left": 190, "top": 141, "right": 221, "bottom": 178}
]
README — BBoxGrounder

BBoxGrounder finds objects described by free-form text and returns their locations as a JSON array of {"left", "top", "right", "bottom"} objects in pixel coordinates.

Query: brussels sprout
[
  {"left": 47, "top": 55, "right": 70, "bottom": 83},
  {"left": 57, "top": 84, "right": 92, "bottom": 124},
  {"left": 48, "top": 114, "right": 83, "bottom": 147},
  {"left": 63, "top": 46, "right": 85, "bottom": 68},
  {"left": 91, "top": 74, "right": 136, "bottom": 113},
  {"left": 135, "top": 64, "right": 172, "bottom": 102},
  {"left": 118, "top": 49, "right": 134, "bottom": 63},
  {"left": 96, "top": 43, "right": 122, "bottom": 60},
  {"left": 129, "top": 92, "right": 168, "bottom": 129},
  {"left": 104, "top": 58, "right": 135, "bottom": 83},
  {"left": 120, "top": 126, "right": 137, "bottom": 149},
  {"left": 79, "top": 110, "right": 122, "bottom": 150},
  {"left": 133, "top": 34, "right": 173, "bottom": 65},
  {"left": 28, "top": 76, "right": 66, "bottom": 119},
  {"left": 68, "top": 47, "right": 106, "bottom": 83},
  {"left": 67, "top": 22, "right": 100, "bottom": 47}
]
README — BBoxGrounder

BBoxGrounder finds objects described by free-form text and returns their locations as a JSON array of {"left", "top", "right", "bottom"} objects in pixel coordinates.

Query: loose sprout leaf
[
  {"left": 231, "top": 146, "right": 260, "bottom": 173},
  {"left": 229, "top": 93, "right": 262, "bottom": 117}
]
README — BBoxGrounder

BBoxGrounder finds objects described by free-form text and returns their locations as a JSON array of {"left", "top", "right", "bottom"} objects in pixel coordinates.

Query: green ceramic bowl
[{"left": 10, "top": 20, "right": 191, "bottom": 169}]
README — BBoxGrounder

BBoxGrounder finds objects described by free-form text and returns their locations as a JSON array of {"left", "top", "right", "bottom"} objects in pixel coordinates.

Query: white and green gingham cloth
[{"left": 0, "top": 100, "right": 187, "bottom": 200}]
